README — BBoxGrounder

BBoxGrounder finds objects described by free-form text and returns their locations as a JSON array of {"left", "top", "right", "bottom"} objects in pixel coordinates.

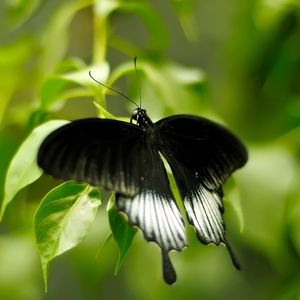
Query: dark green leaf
[{"left": 108, "top": 195, "right": 137, "bottom": 274}]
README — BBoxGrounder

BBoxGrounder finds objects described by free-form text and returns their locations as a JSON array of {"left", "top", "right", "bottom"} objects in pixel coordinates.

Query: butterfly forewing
[
  {"left": 156, "top": 115, "right": 248, "bottom": 189},
  {"left": 38, "top": 118, "right": 146, "bottom": 196}
]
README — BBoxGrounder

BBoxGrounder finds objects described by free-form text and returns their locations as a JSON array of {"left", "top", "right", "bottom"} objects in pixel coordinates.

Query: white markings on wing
[
  {"left": 183, "top": 185, "right": 225, "bottom": 245},
  {"left": 116, "top": 190, "right": 187, "bottom": 251}
]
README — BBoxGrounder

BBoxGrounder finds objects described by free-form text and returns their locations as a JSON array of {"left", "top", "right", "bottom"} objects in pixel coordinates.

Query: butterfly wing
[
  {"left": 38, "top": 118, "right": 187, "bottom": 283},
  {"left": 156, "top": 115, "right": 247, "bottom": 268},
  {"left": 38, "top": 118, "right": 147, "bottom": 196},
  {"left": 156, "top": 115, "right": 248, "bottom": 189},
  {"left": 116, "top": 144, "right": 187, "bottom": 284}
]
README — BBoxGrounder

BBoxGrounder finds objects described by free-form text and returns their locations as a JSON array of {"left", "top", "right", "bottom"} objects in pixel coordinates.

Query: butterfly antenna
[
  {"left": 89, "top": 71, "right": 139, "bottom": 108},
  {"left": 134, "top": 56, "right": 142, "bottom": 108}
]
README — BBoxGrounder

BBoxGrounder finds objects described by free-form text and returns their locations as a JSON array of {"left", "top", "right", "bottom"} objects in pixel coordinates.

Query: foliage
[
  {"left": 0, "top": 0, "right": 300, "bottom": 299},
  {"left": 34, "top": 181, "right": 101, "bottom": 291},
  {"left": 107, "top": 195, "right": 137, "bottom": 275}
]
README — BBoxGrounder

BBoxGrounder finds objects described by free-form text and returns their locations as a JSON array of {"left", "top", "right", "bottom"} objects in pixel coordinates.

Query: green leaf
[
  {"left": 107, "top": 195, "right": 137, "bottom": 274},
  {"left": 140, "top": 60, "right": 208, "bottom": 118},
  {"left": 4, "top": 0, "right": 40, "bottom": 31},
  {"left": 94, "top": 0, "right": 168, "bottom": 54},
  {"left": 34, "top": 181, "right": 101, "bottom": 291},
  {"left": 117, "top": 2, "right": 169, "bottom": 52},
  {"left": 40, "top": 63, "right": 109, "bottom": 111},
  {"left": 61, "top": 63, "right": 110, "bottom": 87},
  {"left": 40, "top": 0, "right": 94, "bottom": 73},
  {"left": 0, "top": 120, "right": 69, "bottom": 220},
  {"left": 95, "top": 232, "right": 113, "bottom": 259},
  {"left": 0, "top": 38, "right": 34, "bottom": 124},
  {"left": 93, "top": 101, "right": 117, "bottom": 119},
  {"left": 108, "top": 60, "right": 135, "bottom": 86}
]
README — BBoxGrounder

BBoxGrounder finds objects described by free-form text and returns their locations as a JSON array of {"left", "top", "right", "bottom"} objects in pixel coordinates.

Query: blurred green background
[{"left": 1, "top": 0, "right": 300, "bottom": 299}]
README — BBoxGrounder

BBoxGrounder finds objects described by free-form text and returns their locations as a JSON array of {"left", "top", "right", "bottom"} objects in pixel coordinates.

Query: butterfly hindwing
[
  {"left": 115, "top": 145, "right": 187, "bottom": 284},
  {"left": 115, "top": 145, "right": 187, "bottom": 252},
  {"left": 38, "top": 118, "right": 146, "bottom": 196}
]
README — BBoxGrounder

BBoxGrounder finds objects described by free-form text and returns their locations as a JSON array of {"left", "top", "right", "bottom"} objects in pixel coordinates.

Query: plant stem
[
  {"left": 93, "top": 10, "right": 107, "bottom": 65},
  {"left": 92, "top": 0, "right": 109, "bottom": 113}
]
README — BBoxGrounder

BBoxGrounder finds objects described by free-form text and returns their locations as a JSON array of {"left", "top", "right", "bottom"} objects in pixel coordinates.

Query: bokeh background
[{"left": 1, "top": 0, "right": 300, "bottom": 299}]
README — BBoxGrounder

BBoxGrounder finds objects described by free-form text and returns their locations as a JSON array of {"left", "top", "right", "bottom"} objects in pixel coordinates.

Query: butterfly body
[{"left": 38, "top": 107, "right": 247, "bottom": 284}]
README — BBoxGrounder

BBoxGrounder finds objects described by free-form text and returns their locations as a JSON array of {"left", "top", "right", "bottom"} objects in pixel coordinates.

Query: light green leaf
[
  {"left": 107, "top": 195, "right": 137, "bottom": 274},
  {"left": 41, "top": 0, "right": 94, "bottom": 73},
  {"left": 0, "top": 120, "right": 69, "bottom": 220},
  {"left": 61, "top": 62, "right": 110, "bottom": 87},
  {"left": 0, "top": 39, "right": 34, "bottom": 124},
  {"left": 40, "top": 63, "right": 109, "bottom": 111},
  {"left": 34, "top": 181, "right": 101, "bottom": 291},
  {"left": 117, "top": 2, "right": 169, "bottom": 52},
  {"left": 108, "top": 60, "right": 135, "bottom": 86},
  {"left": 140, "top": 60, "right": 207, "bottom": 118},
  {"left": 93, "top": 101, "right": 117, "bottom": 119}
]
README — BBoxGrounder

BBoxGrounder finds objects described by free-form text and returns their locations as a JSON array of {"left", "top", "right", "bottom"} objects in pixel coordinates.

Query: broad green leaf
[
  {"left": 40, "top": 63, "right": 109, "bottom": 110},
  {"left": 40, "top": 77, "right": 70, "bottom": 110},
  {"left": 61, "top": 63, "right": 110, "bottom": 87},
  {"left": 107, "top": 195, "right": 137, "bottom": 274},
  {"left": 35, "top": 181, "right": 101, "bottom": 291},
  {"left": 0, "top": 120, "right": 69, "bottom": 220}
]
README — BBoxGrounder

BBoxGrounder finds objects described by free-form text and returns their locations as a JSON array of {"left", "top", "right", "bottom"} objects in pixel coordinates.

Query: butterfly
[{"left": 37, "top": 104, "right": 248, "bottom": 284}]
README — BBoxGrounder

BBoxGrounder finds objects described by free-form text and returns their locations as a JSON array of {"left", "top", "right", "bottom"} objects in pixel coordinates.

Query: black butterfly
[{"left": 37, "top": 107, "right": 247, "bottom": 284}]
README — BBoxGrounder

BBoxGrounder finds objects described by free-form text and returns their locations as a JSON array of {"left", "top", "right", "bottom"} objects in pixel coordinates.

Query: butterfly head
[{"left": 130, "top": 108, "right": 153, "bottom": 128}]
